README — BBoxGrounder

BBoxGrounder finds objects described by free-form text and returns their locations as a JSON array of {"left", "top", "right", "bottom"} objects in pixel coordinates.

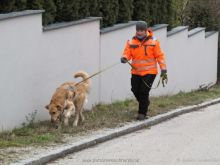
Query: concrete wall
[
  {"left": 100, "top": 24, "right": 219, "bottom": 100},
  {"left": 39, "top": 17, "right": 101, "bottom": 120},
  {"left": 100, "top": 23, "right": 136, "bottom": 103},
  {"left": 0, "top": 10, "right": 218, "bottom": 130},
  {"left": 0, "top": 11, "right": 101, "bottom": 130},
  {"left": 0, "top": 11, "right": 44, "bottom": 130}
]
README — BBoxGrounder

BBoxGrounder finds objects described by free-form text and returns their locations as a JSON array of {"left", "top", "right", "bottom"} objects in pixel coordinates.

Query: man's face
[{"left": 136, "top": 29, "right": 146, "bottom": 37}]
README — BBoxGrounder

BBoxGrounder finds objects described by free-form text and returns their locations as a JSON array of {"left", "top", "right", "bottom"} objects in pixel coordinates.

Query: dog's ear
[{"left": 45, "top": 105, "right": 49, "bottom": 110}]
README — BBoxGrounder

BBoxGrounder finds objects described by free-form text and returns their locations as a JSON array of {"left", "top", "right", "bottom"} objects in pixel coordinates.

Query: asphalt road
[{"left": 48, "top": 103, "right": 220, "bottom": 165}]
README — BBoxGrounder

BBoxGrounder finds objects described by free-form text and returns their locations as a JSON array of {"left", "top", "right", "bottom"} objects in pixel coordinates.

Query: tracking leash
[
  {"left": 141, "top": 76, "right": 163, "bottom": 89},
  {"left": 69, "top": 60, "right": 165, "bottom": 90},
  {"left": 74, "top": 62, "right": 120, "bottom": 86},
  {"left": 126, "top": 61, "right": 165, "bottom": 89}
]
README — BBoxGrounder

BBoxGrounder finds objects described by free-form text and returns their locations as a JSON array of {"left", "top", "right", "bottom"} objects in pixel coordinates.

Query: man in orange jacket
[{"left": 121, "top": 21, "right": 167, "bottom": 120}]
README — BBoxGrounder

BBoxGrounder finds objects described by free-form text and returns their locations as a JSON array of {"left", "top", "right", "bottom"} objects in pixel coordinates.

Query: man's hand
[
  {"left": 120, "top": 57, "right": 128, "bottom": 64},
  {"left": 160, "top": 70, "right": 168, "bottom": 87}
]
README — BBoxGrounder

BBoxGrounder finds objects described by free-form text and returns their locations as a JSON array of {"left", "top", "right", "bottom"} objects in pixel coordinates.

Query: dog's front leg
[
  {"left": 80, "top": 110, "right": 85, "bottom": 122},
  {"left": 63, "top": 117, "right": 69, "bottom": 126},
  {"left": 64, "top": 103, "right": 75, "bottom": 126},
  {"left": 73, "top": 112, "right": 80, "bottom": 126}
]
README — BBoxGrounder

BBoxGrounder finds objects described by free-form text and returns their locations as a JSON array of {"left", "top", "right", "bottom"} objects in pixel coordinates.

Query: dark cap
[{"left": 136, "top": 21, "right": 148, "bottom": 31}]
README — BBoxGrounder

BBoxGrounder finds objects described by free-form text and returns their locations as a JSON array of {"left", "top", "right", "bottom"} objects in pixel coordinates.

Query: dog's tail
[{"left": 74, "top": 71, "right": 91, "bottom": 88}]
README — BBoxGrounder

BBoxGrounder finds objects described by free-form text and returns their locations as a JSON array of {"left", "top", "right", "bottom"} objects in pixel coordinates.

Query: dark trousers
[{"left": 131, "top": 74, "right": 156, "bottom": 115}]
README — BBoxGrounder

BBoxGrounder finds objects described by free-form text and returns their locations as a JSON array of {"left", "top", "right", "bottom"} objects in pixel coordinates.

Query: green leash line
[{"left": 127, "top": 61, "right": 165, "bottom": 89}]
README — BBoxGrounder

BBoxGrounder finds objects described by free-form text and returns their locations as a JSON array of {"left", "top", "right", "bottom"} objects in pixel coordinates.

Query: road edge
[{"left": 13, "top": 98, "right": 220, "bottom": 165}]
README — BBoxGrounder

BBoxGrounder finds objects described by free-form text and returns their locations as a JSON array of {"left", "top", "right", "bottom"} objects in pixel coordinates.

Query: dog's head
[{"left": 45, "top": 104, "right": 63, "bottom": 124}]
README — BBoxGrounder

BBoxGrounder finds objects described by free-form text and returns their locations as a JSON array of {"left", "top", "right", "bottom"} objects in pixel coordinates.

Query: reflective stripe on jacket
[{"left": 122, "top": 30, "right": 167, "bottom": 76}]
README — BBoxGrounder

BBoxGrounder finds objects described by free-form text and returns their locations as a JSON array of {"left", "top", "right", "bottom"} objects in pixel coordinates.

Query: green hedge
[{"left": 0, "top": 0, "right": 173, "bottom": 27}]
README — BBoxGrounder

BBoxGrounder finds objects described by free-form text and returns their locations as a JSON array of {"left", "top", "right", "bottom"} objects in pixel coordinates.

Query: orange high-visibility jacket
[{"left": 122, "top": 30, "right": 167, "bottom": 76}]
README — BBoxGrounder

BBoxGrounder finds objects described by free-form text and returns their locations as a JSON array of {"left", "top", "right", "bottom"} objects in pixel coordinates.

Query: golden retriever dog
[{"left": 45, "top": 71, "right": 91, "bottom": 127}]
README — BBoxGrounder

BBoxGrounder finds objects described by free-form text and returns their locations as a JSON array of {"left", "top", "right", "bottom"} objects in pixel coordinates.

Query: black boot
[{"left": 136, "top": 114, "right": 146, "bottom": 120}]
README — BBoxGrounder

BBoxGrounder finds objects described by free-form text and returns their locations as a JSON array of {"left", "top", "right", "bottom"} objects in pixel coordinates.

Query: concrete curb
[{"left": 13, "top": 98, "right": 220, "bottom": 165}]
